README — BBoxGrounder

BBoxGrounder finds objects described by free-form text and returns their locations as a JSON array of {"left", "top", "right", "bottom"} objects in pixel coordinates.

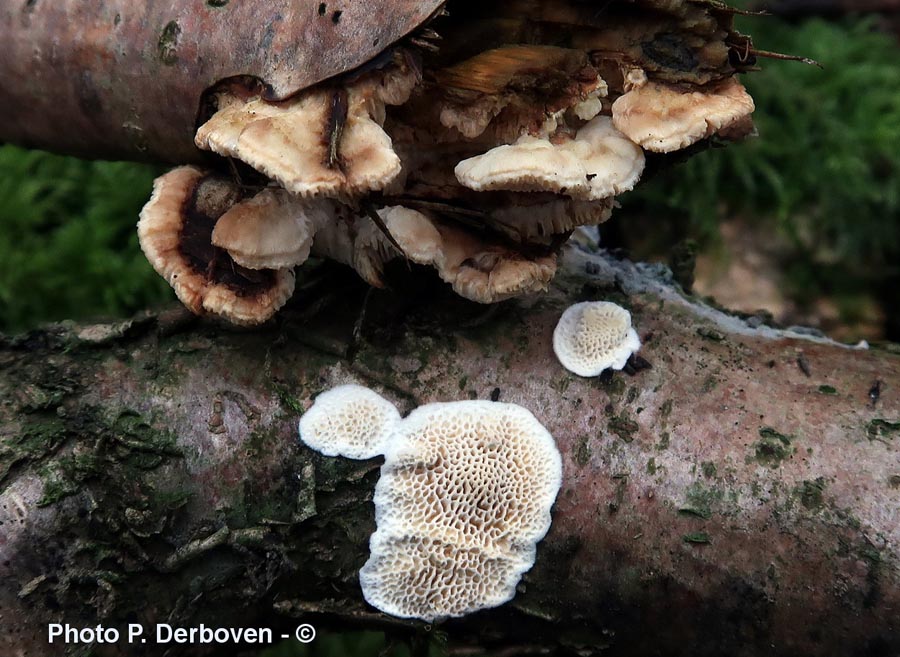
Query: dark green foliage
[
  {"left": 622, "top": 17, "right": 900, "bottom": 330},
  {"left": 0, "top": 147, "right": 171, "bottom": 332}
]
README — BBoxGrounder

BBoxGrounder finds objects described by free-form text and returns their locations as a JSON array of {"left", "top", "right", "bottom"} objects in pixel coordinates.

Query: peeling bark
[{"left": 1, "top": 246, "right": 897, "bottom": 657}]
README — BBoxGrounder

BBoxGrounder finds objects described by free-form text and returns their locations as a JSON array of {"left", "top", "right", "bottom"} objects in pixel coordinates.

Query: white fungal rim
[{"left": 553, "top": 300, "right": 641, "bottom": 377}]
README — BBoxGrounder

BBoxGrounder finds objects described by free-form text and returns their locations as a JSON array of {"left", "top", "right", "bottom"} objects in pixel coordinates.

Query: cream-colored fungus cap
[
  {"left": 298, "top": 384, "right": 400, "bottom": 460},
  {"left": 361, "top": 400, "right": 562, "bottom": 621},
  {"left": 211, "top": 188, "right": 319, "bottom": 270},
  {"left": 611, "top": 76, "right": 755, "bottom": 153},
  {"left": 553, "top": 301, "right": 641, "bottom": 376},
  {"left": 454, "top": 116, "right": 644, "bottom": 201},
  {"left": 195, "top": 89, "right": 401, "bottom": 199}
]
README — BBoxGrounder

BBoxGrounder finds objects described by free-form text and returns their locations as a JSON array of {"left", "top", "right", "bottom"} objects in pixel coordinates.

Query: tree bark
[{"left": 1, "top": 246, "right": 897, "bottom": 657}]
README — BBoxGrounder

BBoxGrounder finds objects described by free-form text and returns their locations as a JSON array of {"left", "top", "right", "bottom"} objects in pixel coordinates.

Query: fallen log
[{"left": 1, "top": 245, "right": 897, "bottom": 656}]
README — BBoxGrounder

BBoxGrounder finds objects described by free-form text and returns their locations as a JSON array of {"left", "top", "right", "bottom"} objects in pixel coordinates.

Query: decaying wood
[
  {"left": 0, "top": 0, "right": 439, "bottom": 161},
  {"left": 1, "top": 245, "right": 897, "bottom": 656}
]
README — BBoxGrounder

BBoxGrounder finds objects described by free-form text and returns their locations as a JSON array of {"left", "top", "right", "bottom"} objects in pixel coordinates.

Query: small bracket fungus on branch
[
  {"left": 137, "top": 166, "right": 295, "bottom": 325},
  {"left": 297, "top": 384, "right": 401, "bottom": 460},
  {"left": 298, "top": 387, "right": 562, "bottom": 622},
  {"left": 553, "top": 301, "right": 642, "bottom": 376},
  {"left": 612, "top": 76, "right": 755, "bottom": 153}
]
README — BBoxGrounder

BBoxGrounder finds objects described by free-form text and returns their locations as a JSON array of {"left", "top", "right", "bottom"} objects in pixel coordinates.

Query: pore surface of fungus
[
  {"left": 298, "top": 384, "right": 400, "bottom": 459},
  {"left": 553, "top": 301, "right": 641, "bottom": 376},
  {"left": 297, "top": 387, "right": 562, "bottom": 621},
  {"left": 361, "top": 400, "right": 562, "bottom": 621}
]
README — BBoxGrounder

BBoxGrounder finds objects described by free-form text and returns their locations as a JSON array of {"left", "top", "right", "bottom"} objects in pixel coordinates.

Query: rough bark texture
[
  {"left": 1, "top": 245, "right": 898, "bottom": 657},
  {"left": 0, "top": 0, "right": 438, "bottom": 162}
]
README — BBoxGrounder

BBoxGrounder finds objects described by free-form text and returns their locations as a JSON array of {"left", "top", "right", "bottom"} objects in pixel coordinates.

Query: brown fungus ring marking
[
  {"left": 137, "top": 166, "right": 295, "bottom": 325},
  {"left": 298, "top": 386, "right": 562, "bottom": 622}
]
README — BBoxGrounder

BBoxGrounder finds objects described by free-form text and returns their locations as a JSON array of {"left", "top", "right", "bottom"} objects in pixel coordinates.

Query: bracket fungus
[
  {"left": 297, "top": 384, "right": 401, "bottom": 459},
  {"left": 612, "top": 76, "right": 755, "bottom": 153},
  {"left": 454, "top": 116, "right": 645, "bottom": 201},
  {"left": 137, "top": 166, "right": 295, "bottom": 325},
  {"left": 553, "top": 301, "right": 642, "bottom": 376},
  {"left": 298, "top": 387, "right": 562, "bottom": 622},
  {"left": 121, "top": 0, "right": 761, "bottom": 323}
]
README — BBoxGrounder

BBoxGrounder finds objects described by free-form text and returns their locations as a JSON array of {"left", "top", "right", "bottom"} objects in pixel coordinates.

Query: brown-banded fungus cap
[
  {"left": 361, "top": 400, "right": 562, "bottom": 621},
  {"left": 298, "top": 384, "right": 400, "bottom": 459},
  {"left": 211, "top": 188, "right": 319, "bottom": 270},
  {"left": 611, "top": 76, "right": 755, "bottom": 153},
  {"left": 137, "top": 166, "right": 295, "bottom": 325},
  {"left": 553, "top": 301, "right": 641, "bottom": 376},
  {"left": 454, "top": 116, "right": 644, "bottom": 201},
  {"left": 195, "top": 87, "right": 402, "bottom": 199}
]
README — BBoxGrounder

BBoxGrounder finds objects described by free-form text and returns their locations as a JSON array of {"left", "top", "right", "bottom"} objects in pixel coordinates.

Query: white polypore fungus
[
  {"left": 362, "top": 400, "right": 561, "bottom": 621},
  {"left": 553, "top": 301, "right": 641, "bottom": 376},
  {"left": 454, "top": 116, "right": 644, "bottom": 201},
  {"left": 611, "top": 76, "right": 755, "bottom": 153},
  {"left": 211, "top": 188, "right": 319, "bottom": 270},
  {"left": 298, "top": 384, "right": 400, "bottom": 460},
  {"left": 296, "top": 388, "right": 562, "bottom": 622}
]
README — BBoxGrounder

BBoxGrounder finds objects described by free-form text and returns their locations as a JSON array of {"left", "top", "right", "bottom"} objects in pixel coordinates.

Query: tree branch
[{"left": 1, "top": 247, "right": 897, "bottom": 656}]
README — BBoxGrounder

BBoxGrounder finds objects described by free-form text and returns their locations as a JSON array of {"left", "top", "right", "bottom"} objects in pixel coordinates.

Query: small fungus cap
[
  {"left": 454, "top": 116, "right": 644, "bottom": 201},
  {"left": 361, "top": 400, "right": 562, "bottom": 621},
  {"left": 298, "top": 384, "right": 401, "bottom": 460},
  {"left": 211, "top": 188, "right": 317, "bottom": 270},
  {"left": 553, "top": 301, "right": 641, "bottom": 376},
  {"left": 611, "top": 76, "right": 755, "bottom": 153}
]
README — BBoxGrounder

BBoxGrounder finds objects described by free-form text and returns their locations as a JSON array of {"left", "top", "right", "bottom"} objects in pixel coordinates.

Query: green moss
[
  {"left": 797, "top": 477, "right": 826, "bottom": 510},
  {"left": 272, "top": 382, "right": 305, "bottom": 416},
  {"left": 701, "top": 375, "right": 719, "bottom": 393},
  {"left": 701, "top": 461, "right": 717, "bottom": 478},
  {"left": 656, "top": 431, "right": 670, "bottom": 451},
  {"left": 608, "top": 414, "right": 639, "bottom": 443},
  {"left": 1, "top": 414, "right": 67, "bottom": 484},
  {"left": 646, "top": 457, "right": 658, "bottom": 475},
  {"left": 37, "top": 453, "right": 101, "bottom": 506},
  {"left": 752, "top": 427, "right": 795, "bottom": 466},
  {"left": 659, "top": 399, "right": 673, "bottom": 422},
  {"left": 867, "top": 419, "right": 899, "bottom": 441},
  {"left": 682, "top": 532, "right": 711, "bottom": 544},
  {"left": 817, "top": 385, "right": 838, "bottom": 395},
  {"left": 678, "top": 482, "right": 718, "bottom": 520}
]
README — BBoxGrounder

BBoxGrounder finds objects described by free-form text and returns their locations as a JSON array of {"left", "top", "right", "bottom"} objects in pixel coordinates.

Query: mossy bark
[{"left": 1, "top": 249, "right": 898, "bottom": 657}]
